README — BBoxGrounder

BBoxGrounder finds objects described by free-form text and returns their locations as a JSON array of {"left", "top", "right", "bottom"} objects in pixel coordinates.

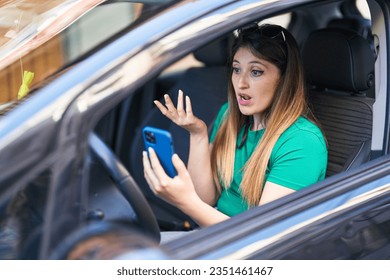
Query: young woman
[{"left": 142, "top": 24, "right": 328, "bottom": 228}]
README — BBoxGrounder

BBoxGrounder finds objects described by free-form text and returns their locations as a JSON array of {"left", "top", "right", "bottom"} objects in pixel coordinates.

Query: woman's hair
[{"left": 211, "top": 24, "right": 320, "bottom": 206}]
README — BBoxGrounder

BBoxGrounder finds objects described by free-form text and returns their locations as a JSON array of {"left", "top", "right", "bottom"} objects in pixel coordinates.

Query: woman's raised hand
[{"left": 154, "top": 90, "right": 206, "bottom": 134}]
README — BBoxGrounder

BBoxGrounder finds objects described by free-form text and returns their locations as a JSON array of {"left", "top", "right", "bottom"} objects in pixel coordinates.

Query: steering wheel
[
  {"left": 88, "top": 133, "right": 160, "bottom": 242},
  {"left": 49, "top": 220, "right": 168, "bottom": 259}
]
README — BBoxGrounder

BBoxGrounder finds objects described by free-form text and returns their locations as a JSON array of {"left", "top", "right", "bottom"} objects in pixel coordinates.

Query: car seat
[
  {"left": 302, "top": 27, "right": 375, "bottom": 177},
  {"left": 129, "top": 36, "right": 230, "bottom": 230},
  {"left": 326, "top": 16, "right": 377, "bottom": 98}
]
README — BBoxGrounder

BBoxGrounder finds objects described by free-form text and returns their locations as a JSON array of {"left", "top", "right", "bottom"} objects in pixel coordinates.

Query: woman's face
[{"left": 232, "top": 47, "right": 281, "bottom": 124}]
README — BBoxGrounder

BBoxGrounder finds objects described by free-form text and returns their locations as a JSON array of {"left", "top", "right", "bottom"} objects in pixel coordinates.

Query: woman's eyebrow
[
  {"left": 249, "top": 60, "right": 265, "bottom": 66},
  {"left": 233, "top": 59, "right": 267, "bottom": 68},
  {"left": 233, "top": 59, "right": 264, "bottom": 64}
]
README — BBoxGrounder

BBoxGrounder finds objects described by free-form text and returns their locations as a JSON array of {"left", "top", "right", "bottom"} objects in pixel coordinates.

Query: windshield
[{"left": 0, "top": 0, "right": 179, "bottom": 115}]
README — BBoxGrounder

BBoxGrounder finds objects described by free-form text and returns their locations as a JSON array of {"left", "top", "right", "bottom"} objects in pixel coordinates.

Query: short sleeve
[
  {"left": 266, "top": 129, "right": 328, "bottom": 190},
  {"left": 210, "top": 103, "right": 228, "bottom": 143}
]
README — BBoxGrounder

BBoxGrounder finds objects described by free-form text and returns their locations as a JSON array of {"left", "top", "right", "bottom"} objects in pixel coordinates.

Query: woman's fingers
[
  {"left": 164, "top": 94, "right": 177, "bottom": 115},
  {"left": 154, "top": 90, "right": 199, "bottom": 131},
  {"left": 177, "top": 90, "right": 185, "bottom": 118},
  {"left": 148, "top": 147, "right": 171, "bottom": 186},
  {"left": 147, "top": 148, "right": 189, "bottom": 183},
  {"left": 142, "top": 151, "right": 160, "bottom": 194},
  {"left": 172, "top": 153, "right": 188, "bottom": 178},
  {"left": 185, "top": 95, "right": 193, "bottom": 118},
  {"left": 153, "top": 100, "right": 169, "bottom": 116}
]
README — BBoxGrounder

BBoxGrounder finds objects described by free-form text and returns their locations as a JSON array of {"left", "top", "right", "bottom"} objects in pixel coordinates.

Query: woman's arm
[
  {"left": 154, "top": 90, "right": 218, "bottom": 205},
  {"left": 258, "top": 181, "right": 295, "bottom": 205},
  {"left": 180, "top": 192, "right": 229, "bottom": 227},
  {"left": 143, "top": 148, "right": 227, "bottom": 227},
  {"left": 187, "top": 135, "right": 218, "bottom": 205}
]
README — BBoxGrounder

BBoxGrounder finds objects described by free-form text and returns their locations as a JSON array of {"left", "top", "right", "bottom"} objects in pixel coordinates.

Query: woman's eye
[
  {"left": 232, "top": 67, "right": 240, "bottom": 74},
  {"left": 252, "top": 70, "right": 264, "bottom": 76}
]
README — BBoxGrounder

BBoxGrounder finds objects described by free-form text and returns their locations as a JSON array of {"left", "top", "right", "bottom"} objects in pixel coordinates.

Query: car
[{"left": 0, "top": 0, "right": 389, "bottom": 260}]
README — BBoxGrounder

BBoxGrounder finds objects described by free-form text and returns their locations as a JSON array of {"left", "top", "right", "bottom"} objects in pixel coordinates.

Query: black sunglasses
[
  {"left": 236, "top": 23, "right": 286, "bottom": 42},
  {"left": 259, "top": 25, "right": 286, "bottom": 42}
]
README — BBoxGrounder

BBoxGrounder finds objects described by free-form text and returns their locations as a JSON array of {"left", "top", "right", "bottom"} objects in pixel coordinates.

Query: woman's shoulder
[
  {"left": 280, "top": 116, "right": 327, "bottom": 148},
  {"left": 294, "top": 116, "right": 321, "bottom": 131}
]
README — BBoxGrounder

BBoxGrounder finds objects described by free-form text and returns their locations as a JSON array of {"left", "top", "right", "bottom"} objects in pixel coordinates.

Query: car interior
[
  {"left": 88, "top": 0, "right": 379, "bottom": 236},
  {"left": 1, "top": 0, "right": 386, "bottom": 259}
]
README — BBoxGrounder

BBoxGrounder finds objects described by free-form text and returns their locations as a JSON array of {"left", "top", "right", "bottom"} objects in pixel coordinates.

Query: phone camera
[{"left": 145, "top": 131, "right": 156, "bottom": 143}]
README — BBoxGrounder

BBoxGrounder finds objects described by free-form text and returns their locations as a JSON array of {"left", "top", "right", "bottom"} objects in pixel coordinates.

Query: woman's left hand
[{"left": 142, "top": 147, "right": 198, "bottom": 210}]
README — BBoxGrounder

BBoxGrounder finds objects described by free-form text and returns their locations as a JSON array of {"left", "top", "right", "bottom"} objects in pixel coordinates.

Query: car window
[
  {"left": 260, "top": 13, "right": 292, "bottom": 27},
  {"left": 357, "top": 0, "right": 371, "bottom": 19},
  {"left": 0, "top": 0, "right": 178, "bottom": 115}
]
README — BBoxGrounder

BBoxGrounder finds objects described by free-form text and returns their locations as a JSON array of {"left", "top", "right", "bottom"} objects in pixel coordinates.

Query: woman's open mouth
[{"left": 238, "top": 93, "right": 252, "bottom": 105}]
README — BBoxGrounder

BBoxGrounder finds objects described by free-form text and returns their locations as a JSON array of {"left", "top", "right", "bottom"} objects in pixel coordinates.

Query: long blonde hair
[{"left": 211, "top": 24, "right": 320, "bottom": 206}]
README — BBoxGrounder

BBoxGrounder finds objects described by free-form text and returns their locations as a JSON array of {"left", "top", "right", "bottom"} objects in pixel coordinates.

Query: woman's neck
[{"left": 252, "top": 115, "right": 265, "bottom": 131}]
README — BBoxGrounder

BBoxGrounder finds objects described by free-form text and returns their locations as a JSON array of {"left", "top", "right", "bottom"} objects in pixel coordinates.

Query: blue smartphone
[{"left": 142, "top": 126, "right": 177, "bottom": 178}]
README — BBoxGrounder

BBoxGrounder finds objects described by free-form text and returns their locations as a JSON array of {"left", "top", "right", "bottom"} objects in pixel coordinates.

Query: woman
[{"left": 143, "top": 24, "right": 327, "bottom": 228}]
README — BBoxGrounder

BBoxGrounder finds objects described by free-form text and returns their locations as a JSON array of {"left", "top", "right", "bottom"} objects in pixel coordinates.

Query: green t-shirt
[{"left": 210, "top": 103, "right": 328, "bottom": 216}]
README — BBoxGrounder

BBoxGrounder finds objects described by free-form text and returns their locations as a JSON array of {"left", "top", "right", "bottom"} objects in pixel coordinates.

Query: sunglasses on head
[
  {"left": 259, "top": 25, "right": 286, "bottom": 42},
  {"left": 236, "top": 23, "right": 286, "bottom": 42}
]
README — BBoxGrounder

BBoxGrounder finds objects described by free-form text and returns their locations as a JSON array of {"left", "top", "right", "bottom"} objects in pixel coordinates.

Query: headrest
[
  {"left": 327, "top": 17, "right": 372, "bottom": 38},
  {"left": 194, "top": 36, "right": 231, "bottom": 66},
  {"left": 302, "top": 28, "right": 375, "bottom": 92}
]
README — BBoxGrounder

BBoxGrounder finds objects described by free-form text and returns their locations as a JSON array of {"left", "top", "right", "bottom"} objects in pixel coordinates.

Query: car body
[{"left": 0, "top": 0, "right": 390, "bottom": 260}]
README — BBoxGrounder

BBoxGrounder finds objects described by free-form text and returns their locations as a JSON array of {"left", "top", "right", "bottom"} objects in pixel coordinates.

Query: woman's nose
[{"left": 238, "top": 74, "right": 249, "bottom": 88}]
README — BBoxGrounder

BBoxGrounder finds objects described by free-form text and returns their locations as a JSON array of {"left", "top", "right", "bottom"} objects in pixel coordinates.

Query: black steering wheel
[{"left": 88, "top": 133, "right": 160, "bottom": 242}]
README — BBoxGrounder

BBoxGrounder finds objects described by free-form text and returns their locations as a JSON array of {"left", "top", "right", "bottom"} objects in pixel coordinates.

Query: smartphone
[{"left": 142, "top": 126, "right": 177, "bottom": 178}]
